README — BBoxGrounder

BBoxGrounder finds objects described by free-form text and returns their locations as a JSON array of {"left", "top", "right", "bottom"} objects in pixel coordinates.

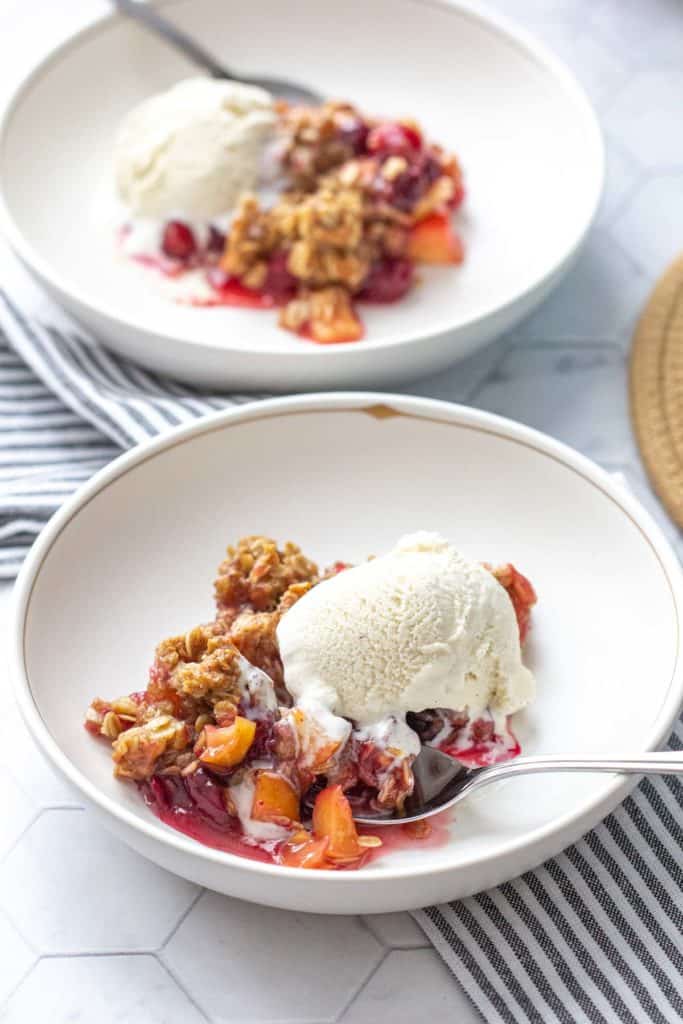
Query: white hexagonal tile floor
[
  {"left": 467, "top": 343, "right": 635, "bottom": 467},
  {"left": 521, "top": 21, "right": 629, "bottom": 110},
  {"left": 0, "top": 705, "right": 81, "bottom": 809},
  {"left": 404, "top": 327, "right": 516, "bottom": 406},
  {"left": 596, "top": 141, "right": 641, "bottom": 228},
  {"left": 362, "top": 913, "right": 431, "bottom": 950},
  {"left": 590, "top": 0, "right": 683, "bottom": 68},
  {"left": 508, "top": 231, "right": 650, "bottom": 345},
  {"left": 0, "top": 810, "right": 199, "bottom": 953},
  {"left": 340, "top": 949, "right": 477, "bottom": 1023},
  {"left": 606, "top": 71, "right": 683, "bottom": 169},
  {"left": 0, "top": 956, "right": 207, "bottom": 1024},
  {"left": 0, "top": 769, "right": 37, "bottom": 861},
  {"left": 0, "top": 912, "right": 35, "bottom": 1005},
  {"left": 163, "top": 892, "right": 383, "bottom": 1022},
  {"left": 610, "top": 174, "right": 683, "bottom": 280}
]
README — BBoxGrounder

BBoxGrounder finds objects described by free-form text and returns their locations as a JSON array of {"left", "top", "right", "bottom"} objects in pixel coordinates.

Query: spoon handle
[
  {"left": 467, "top": 751, "right": 683, "bottom": 793},
  {"left": 112, "top": 0, "right": 233, "bottom": 79}
]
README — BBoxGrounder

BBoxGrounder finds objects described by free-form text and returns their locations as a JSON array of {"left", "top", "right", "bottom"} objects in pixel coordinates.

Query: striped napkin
[
  {"left": 2, "top": 287, "right": 683, "bottom": 1024},
  {"left": 415, "top": 716, "right": 683, "bottom": 1024},
  {"left": 0, "top": 289, "right": 267, "bottom": 577}
]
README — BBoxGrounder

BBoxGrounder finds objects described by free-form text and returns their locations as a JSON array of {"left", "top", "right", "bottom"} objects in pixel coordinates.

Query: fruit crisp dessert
[
  {"left": 115, "top": 78, "right": 465, "bottom": 344},
  {"left": 85, "top": 533, "right": 536, "bottom": 871}
]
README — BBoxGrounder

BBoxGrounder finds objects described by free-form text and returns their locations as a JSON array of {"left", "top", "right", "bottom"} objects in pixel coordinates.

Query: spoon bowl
[
  {"left": 111, "top": 0, "right": 323, "bottom": 104},
  {"left": 352, "top": 746, "right": 683, "bottom": 826}
]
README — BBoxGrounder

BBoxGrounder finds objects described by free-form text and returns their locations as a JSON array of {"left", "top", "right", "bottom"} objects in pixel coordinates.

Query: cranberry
[
  {"left": 207, "top": 225, "right": 226, "bottom": 253},
  {"left": 144, "top": 775, "right": 193, "bottom": 813},
  {"left": 359, "top": 258, "right": 414, "bottom": 302},
  {"left": 389, "top": 153, "right": 443, "bottom": 212},
  {"left": 337, "top": 116, "right": 369, "bottom": 154},
  {"left": 161, "top": 220, "right": 197, "bottom": 261},
  {"left": 184, "top": 768, "right": 232, "bottom": 828},
  {"left": 367, "top": 122, "right": 422, "bottom": 156},
  {"left": 402, "top": 124, "right": 423, "bottom": 150},
  {"left": 261, "top": 251, "right": 298, "bottom": 303}
]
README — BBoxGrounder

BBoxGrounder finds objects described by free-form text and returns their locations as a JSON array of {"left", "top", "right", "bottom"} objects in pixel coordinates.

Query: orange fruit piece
[
  {"left": 312, "top": 784, "right": 364, "bottom": 862},
  {"left": 199, "top": 718, "right": 256, "bottom": 769},
  {"left": 407, "top": 213, "right": 464, "bottom": 265},
  {"left": 306, "top": 310, "right": 364, "bottom": 345},
  {"left": 251, "top": 770, "right": 300, "bottom": 823},
  {"left": 279, "top": 830, "right": 330, "bottom": 869}
]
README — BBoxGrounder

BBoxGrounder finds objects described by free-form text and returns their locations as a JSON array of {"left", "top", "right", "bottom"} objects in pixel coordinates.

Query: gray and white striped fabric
[
  {"left": 0, "top": 289, "right": 269, "bottom": 577},
  {"left": 2, "top": 289, "right": 683, "bottom": 1024},
  {"left": 416, "top": 717, "right": 683, "bottom": 1024}
]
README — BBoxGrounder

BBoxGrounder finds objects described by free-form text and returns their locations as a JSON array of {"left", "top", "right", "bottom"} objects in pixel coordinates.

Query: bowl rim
[
  {"left": 10, "top": 391, "right": 683, "bottom": 886},
  {"left": 0, "top": 0, "right": 605, "bottom": 358}
]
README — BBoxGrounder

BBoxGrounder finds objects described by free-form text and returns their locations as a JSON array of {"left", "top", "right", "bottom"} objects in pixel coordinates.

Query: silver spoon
[
  {"left": 352, "top": 746, "right": 683, "bottom": 826},
  {"left": 111, "top": 0, "right": 322, "bottom": 105}
]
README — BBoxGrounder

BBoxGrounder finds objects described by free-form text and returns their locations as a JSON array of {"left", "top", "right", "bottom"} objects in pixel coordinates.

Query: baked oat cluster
[
  {"left": 85, "top": 536, "right": 535, "bottom": 871},
  {"left": 85, "top": 537, "right": 385, "bottom": 868},
  {"left": 217, "top": 101, "right": 465, "bottom": 342},
  {"left": 135, "top": 101, "right": 466, "bottom": 346}
]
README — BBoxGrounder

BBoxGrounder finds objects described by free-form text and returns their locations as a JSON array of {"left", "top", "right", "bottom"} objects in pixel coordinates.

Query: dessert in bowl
[
  {"left": 12, "top": 395, "right": 683, "bottom": 913},
  {"left": 114, "top": 78, "right": 466, "bottom": 344},
  {"left": 0, "top": 0, "right": 604, "bottom": 389},
  {"left": 85, "top": 532, "right": 536, "bottom": 870}
]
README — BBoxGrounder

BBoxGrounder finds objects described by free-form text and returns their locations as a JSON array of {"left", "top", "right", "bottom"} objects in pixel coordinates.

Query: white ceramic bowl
[
  {"left": 0, "top": 0, "right": 603, "bottom": 391},
  {"left": 11, "top": 393, "right": 683, "bottom": 914}
]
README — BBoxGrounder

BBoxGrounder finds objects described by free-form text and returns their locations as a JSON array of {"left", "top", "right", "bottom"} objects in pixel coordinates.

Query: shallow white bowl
[
  {"left": 0, "top": 0, "right": 603, "bottom": 390},
  {"left": 11, "top": 394, "right": 683, "bottom": 913}
]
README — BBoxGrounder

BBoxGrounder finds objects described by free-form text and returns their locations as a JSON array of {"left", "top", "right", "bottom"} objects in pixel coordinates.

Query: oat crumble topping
[{"left": 85, "top": 534, "right": 535, "bottom": 870}]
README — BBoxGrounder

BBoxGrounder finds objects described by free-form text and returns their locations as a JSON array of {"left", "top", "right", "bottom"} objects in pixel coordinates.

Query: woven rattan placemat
[{"left": 630, "top": 253, "right": 683, "bottom": 528}]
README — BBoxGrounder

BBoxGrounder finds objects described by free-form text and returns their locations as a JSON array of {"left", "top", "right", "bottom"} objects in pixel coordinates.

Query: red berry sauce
[{"left": 140, "top": 767, "right": 452, "bottom": 868}]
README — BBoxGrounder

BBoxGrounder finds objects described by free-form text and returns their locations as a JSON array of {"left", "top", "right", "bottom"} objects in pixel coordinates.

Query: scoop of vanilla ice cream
[
  {"left": 115, "top": 77, "right": 276, "bottom": 219},
  {"left": 277, "top": 532, "right": 535, "bottom": 726}
]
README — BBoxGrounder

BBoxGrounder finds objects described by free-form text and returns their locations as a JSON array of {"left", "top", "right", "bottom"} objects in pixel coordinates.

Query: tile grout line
[
  {"left": 0, "top": 951, "right": 164, "bottom": 1015},
  {"left": 0, "top": 806, "right": 43, "bottom": 867},
  {"left": 36, "top": 949, "right": 159, "bottom": 959},
  {"left": 356, "top": 914, "right": 388, "bottom": 948},
  {"left": 584, "top": 15, "right": 641, "bottom": 85},
  {"left": 35, "top": 802, "right": 85, "bottom": 812},
  {"left": 601, "top": 131, "right": 644, "bottom": 201},
  {"left": 1, "top": 804, "right": 85, "bottom": 868},
  {"left": 156, "top": 952, "right": 213, "bottom": 1024},
  {"left": 499, "top": 339, "right": 625, "bottom": 353},
  {"left": 0, "top": 905, "right": 40, "bottom": 962},
  {"left": 465, "top": 338, "right": 628, "bottom": 404},
  {"left": 603, "top": 224, "right": 655, "bottom": 284},
  {"left": 0, "top": 952, "right": 38, "bottom": 1011},
  {"left": 332, "top": 945, "right": 390, "bottom": 1023},
  {"left": 157, "top": 886, "right": 205, "bottom": 950},
  {"left": 0, "top": 906, "right": 37, "bottom": 960},
  {"left": 602, "top": 163, "right": 650, "bottom": 235},
  {"left": 461, "top": 344, "right": 515, "bottom": 407},
  {"left": 360, "top": 916, "right": 429, "bottom": 951}
]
